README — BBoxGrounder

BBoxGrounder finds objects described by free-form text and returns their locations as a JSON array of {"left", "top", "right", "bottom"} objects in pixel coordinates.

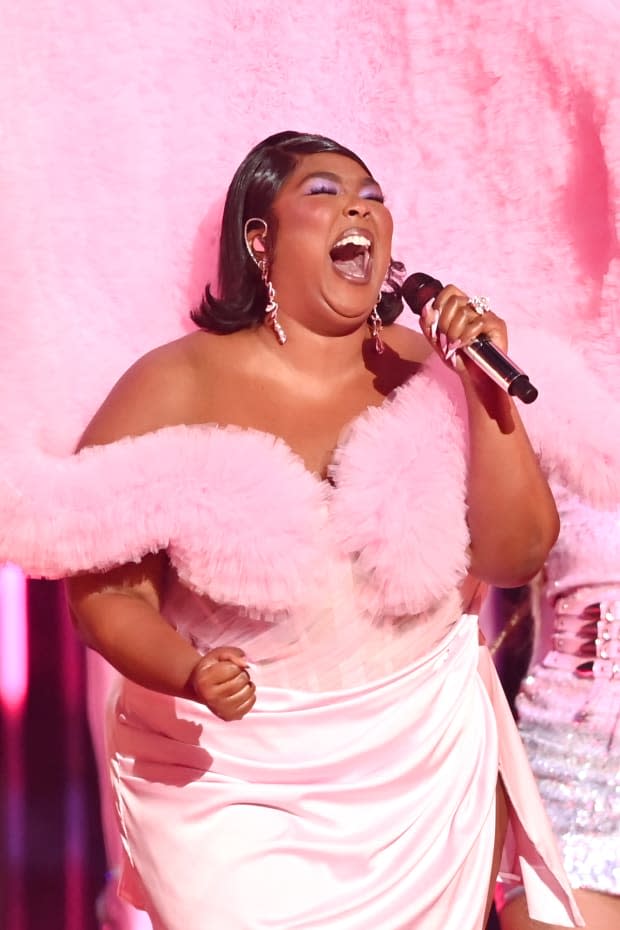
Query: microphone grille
[{"left": 401, "top": 273, "right": 443, "bottom": 316}]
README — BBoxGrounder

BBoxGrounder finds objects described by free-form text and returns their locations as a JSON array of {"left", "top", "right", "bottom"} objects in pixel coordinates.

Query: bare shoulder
[
  {"left": 77, "top": 330, "right": 229, "bottom": 450},
  {"left": 383, "top": 322, "right": 433, "bottom": 364}
]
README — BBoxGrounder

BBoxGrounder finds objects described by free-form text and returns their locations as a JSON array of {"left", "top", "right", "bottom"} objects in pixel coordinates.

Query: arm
[
  {"left": 461, "top": 371, "right": 558, "bottom": 585},
  {"left": 420, "top": 287, "right": 559, "bottom": 587},
  {"left": 65, "top": 343, "right": 255, "bottom": 719},
  {"left": 66, "top": 556, "right": 255, "bottom": 718}
]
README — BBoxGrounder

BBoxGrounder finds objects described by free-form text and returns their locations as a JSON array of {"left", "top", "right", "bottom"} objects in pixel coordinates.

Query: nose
[{"left": 344, "top": 198, "right": 370, "bottom": 218}]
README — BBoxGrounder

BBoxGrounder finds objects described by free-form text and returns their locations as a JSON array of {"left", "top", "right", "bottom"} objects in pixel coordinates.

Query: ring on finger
[{"left": 467, "top": 295, "right": 491, "bottom": 315}]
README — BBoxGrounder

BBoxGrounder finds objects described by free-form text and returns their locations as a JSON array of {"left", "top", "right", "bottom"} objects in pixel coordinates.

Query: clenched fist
[{"left": 190, "top": 646, "right": 256, "bottom": 721}]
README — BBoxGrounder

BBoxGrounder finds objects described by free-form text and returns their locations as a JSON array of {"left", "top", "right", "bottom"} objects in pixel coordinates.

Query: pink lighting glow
[{"left": 0, "top": 564, "right": 28, "bottom": 715}]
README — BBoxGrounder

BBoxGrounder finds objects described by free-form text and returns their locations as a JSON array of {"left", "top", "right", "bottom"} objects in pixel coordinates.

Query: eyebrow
[{"left": 297, "top": 170, "right": 381, "bottom": 189}]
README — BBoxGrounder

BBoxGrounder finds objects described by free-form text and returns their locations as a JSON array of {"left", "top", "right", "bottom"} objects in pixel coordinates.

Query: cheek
[
  {"left": 274, "top": 205, "right": 334, "bottom": 264},
  {"left": 290, "top": 200, "right": 334, "bottom": 233},
  {"left": 376, "top": 212, "right": 394, "bottom": 275},
  {"left": 381, "top": 209, "right": 394, "bottom": 248}
]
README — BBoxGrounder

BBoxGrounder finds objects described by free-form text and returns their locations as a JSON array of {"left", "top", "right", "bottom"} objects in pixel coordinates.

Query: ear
[
  {"left": 244, "top": 218, "right": 269, "bottom": 265},
  {"left": 248, "top": 230, "right": 267, "bottom": 255}
]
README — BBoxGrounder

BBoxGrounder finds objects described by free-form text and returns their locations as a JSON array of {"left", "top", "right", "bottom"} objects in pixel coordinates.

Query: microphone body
[{"left": 401, "top": 273, "right": 538, "bottom": 404}]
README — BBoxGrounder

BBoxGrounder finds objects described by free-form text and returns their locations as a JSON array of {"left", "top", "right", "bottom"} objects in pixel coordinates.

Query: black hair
[{"left": 191, "top": 130, "right": 404, "bottom": 333}]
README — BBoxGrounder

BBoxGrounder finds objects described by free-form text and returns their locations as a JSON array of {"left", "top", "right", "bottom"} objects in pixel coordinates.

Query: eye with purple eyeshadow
[
  {"left": 302, "top": 175, "right": 385, "bottom": 203},
  {"left": 360, "top": 187, "right": 385, "bottom": 203},
  {"left": 305, "top": 180, "right": 339, "bottom": 196}
]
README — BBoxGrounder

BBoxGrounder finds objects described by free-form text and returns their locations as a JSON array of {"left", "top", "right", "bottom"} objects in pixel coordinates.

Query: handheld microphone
[{"left": 401, "top": 272, "right": 538, "bottom": 404}]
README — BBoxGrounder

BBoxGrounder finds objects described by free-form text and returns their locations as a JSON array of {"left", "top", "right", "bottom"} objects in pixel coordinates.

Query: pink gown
[
  {"left": 3, "top": 344, "right": 607, "bottom": 930},
  {"left": 91, "top": 369, "right": 583, "bottom": 929}
]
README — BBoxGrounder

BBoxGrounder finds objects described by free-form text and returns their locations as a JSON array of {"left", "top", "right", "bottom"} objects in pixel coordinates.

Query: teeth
[{"left": 332, "top": 233, "right": 371, "bottom": 250}]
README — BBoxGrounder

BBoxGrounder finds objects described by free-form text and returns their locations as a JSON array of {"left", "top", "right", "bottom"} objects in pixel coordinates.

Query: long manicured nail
[
  {"left": 421, "top": 299, "right": 439, "bottom": 342},
  {"left": 445, "top": 339, "right": 462, "bottom": 362}
]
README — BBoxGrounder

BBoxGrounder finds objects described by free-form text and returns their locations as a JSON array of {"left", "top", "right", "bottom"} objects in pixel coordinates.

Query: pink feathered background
[{"left": 1, "top": 0, "right": 619, "bottom": 461}]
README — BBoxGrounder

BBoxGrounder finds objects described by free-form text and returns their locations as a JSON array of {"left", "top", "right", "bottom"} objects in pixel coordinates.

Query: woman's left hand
[{"left": 418, "top": 284, "right": 508, "bottom": 374}]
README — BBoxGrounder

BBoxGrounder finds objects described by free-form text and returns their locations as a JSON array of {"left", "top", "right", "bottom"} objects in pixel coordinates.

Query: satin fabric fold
[{"left": 108, "top": 614, "right": 580, "bottom": 930}]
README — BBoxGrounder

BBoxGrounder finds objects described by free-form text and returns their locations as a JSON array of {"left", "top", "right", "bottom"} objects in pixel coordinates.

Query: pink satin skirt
[{"left": 108, "top": 614, "right": 581, "bottom": 930}]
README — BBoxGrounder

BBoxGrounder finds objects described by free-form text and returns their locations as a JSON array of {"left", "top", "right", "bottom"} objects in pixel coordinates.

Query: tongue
[{"left": 332, "top": 252, "right": 367, "bottom": 278}]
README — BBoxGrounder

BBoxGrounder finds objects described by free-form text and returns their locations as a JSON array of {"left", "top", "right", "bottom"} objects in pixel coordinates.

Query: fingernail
[
  {"left": 421, "top": 301, "right": 440, "bottom": 342},
  {"left": 445, "top": 339, "right": 462, "bottom": 362}
]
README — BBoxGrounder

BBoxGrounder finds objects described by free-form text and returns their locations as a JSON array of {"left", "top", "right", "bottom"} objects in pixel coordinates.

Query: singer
[{"left": 62, "top": 131, "right": 582, "bottom": 930}]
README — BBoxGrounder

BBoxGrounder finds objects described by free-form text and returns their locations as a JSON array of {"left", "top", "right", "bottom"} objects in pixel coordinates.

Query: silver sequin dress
[{"left": 516, "top": 490, "right": 620, "bottom": 895}]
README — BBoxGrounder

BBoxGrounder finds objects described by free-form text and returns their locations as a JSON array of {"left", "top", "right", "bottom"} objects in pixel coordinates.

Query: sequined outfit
[{"left": 516, "top": 492, "right": 620, "bottom": 895}]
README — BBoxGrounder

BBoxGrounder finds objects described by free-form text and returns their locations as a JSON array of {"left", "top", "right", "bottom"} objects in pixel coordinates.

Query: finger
[
  {"left": 445, "top": 312, "right": 487, "bottom": 351},
  {"left": 419, "top": 298, "right": 440, "bottom": 345},
  {"left": 213, "top": 689, "right": 257, "bottom": 721},
  {"left": 432, "top": 284, "right": 468, "bottom": 319},
  {"left": 225, "top": 690, "right": 257, "bottom": 720},
  {"left": 196, "top": 680, "right": 256, "bottom": 709},
  {"left": 429, "top": 295, "right": 471, "bottom": 362},
  {"left": 437, "top": 299, "right": 505, "bottom": 358},
  {"left": 473, "top": 313, "right": 507, "bottom": 351},
  {"left": 235, "top": 692, "right": 257, "bottom": 718},
  {"left": 211, "top": 673, "right": 255, "bottom": 700},
  {"left": 433, "top": 294, "right": 471, "bottom": 339},
  {"left": 208, "top": 646, "right": 249, "bottom": 669},
  {"left": 196, "top": 662, "right": 251, "bottom": 688}
]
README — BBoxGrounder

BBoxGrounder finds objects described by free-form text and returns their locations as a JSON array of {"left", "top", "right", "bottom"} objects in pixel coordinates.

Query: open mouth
[{"left": 329, "top": 231, "right": 372, "bottom": 282}]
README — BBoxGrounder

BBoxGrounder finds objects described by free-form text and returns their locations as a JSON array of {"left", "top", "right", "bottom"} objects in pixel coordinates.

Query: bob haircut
[{"left": 191, "top": 130, "right": 404, "bottom": 333}]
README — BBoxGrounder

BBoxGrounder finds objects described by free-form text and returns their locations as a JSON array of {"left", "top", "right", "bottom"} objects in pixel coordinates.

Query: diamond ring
[{"left": 467, "top": 296, "right": 491, "bottom": 315}]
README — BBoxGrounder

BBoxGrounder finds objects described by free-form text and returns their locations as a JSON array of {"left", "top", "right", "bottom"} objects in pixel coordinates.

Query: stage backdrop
[{"left": 1, "top": 0, "right": 619, "bottom": 464}]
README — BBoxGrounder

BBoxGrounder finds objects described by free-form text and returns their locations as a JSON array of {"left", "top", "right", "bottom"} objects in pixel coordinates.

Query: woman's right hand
[{"left": 190, "top": 646, "right": 256, "bottom": 721}]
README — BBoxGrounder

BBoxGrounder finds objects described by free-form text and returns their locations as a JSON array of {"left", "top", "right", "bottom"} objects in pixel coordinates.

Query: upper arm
[
  {"left": 65, "top": 552, "right": 167, "bottom": 645},
  {"left": 69, "top": 340, "right": 196, "bottom": 622}
]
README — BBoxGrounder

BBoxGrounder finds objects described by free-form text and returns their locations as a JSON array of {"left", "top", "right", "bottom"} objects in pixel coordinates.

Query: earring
[
  {"left": 368, "top": 304, "right": 384, "bottom": 354},
  {"left": 244, "top": 217, "right": 287, "bottom": 346},
  {"left": 259, "top": 259, "right": 287, "bottom": 346}
]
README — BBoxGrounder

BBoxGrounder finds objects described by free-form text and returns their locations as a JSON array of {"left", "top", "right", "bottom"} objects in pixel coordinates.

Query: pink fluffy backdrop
[{"left": 1, "top": 0, "right": 619, "bottom": 461}]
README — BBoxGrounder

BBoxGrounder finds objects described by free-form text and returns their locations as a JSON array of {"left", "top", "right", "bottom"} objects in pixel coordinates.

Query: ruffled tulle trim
[
  {"left": 0, "top": 373, "right": 471, "bottom": 615},
  {"left": 0, "top": 425, "right": 328, "bottom": 612},
  {"left": 328, "top": 370, "right": 470, "bottom": 615},
  {"left": 1, "top": 333, "right": 619, "bottom": 617}
]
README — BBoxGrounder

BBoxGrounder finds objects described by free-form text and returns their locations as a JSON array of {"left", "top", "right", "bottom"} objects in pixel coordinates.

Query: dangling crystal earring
[
  {"left": 368, "top": 304, "right": 384, "bottom": 354},
  {"left": 259, "top": 259, "right": 287, "bottom": 346}
]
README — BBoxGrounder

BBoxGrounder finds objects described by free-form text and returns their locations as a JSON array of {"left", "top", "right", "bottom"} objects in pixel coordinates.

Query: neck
[{"left": 255, "top": 311, "right": 373, "bottom": 383}]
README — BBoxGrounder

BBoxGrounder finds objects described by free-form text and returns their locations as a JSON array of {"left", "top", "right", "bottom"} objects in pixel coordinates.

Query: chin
[
  {"left": 325, "top": 302, "right": 374, "bottom": 328},
  {"left": 324, "top": 277, "right": 378, "bottom": 315}
]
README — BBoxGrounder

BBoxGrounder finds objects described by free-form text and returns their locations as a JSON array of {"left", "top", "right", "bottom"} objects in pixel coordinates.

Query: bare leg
[
  {"left": 499, "top": 887, "right": 620, "bottom": 930},
  {"left": 484, "top": 779, "right": 509, "bottom": 927}
]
